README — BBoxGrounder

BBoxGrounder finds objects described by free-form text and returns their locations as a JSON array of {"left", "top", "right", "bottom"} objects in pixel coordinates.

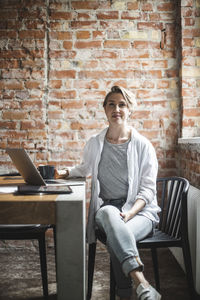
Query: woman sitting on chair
[{"left": 55, "top": 86, "right": 161, "bottom": 300}]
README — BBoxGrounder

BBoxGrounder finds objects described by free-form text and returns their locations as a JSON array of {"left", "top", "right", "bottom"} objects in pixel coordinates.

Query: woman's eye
[{"left": 119, "top": 103, "right": 126, "bottom": 107}]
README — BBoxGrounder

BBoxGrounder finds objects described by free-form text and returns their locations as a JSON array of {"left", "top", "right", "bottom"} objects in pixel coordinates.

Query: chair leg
[
  {"left": 151, "top": 248, "right": 160, "bottom": 291},
  {"left": 182, "top": 242, "right": 197, "bottom": 300},
  {"left": 110, "top": 259, "right": 116, "bottom": 300},
  {"left": 87, "top": 243, "right": 97, "bottom": 300},
  {"left": 38, "top": 234, "right": 48, "bottom": 299}
]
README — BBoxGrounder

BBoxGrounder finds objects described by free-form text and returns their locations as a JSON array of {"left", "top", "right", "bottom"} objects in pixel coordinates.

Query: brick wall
[
  {"left": 0, "top": 0, "right": 199, "bottom": 187},
  {"left": 181, "top": 0, "right": 200, "bottom": 138},
  {"left": 179, "top": 0, "right": 200, "bottom": 188},
  {"left": 179, "top": 142, "right": 200, "bottom": 188}
]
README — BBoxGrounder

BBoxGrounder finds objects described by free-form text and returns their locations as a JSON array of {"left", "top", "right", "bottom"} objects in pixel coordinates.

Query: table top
[{"left": 0, "top": 176, "right": 85, "bottom": 224}]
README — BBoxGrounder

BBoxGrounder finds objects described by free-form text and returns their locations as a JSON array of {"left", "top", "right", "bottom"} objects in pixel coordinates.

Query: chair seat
[{"left": 137, "top": 229, "right": 182, "bottom": 248}]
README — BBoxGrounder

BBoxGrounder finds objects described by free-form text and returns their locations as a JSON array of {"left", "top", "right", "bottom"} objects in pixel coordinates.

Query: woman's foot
[{"left": 136, "top": 283, "right": 161, "bottom": 300}]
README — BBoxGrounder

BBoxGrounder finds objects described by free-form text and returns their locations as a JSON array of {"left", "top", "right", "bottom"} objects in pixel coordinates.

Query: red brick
[
  {"left": 131, "top": 111, "right": 151, "bottom": 119},
  {"left": 183, "top": 108, "right": 200, "bottom": 117},
  {"left": 0, "top": 60, "right": 19, "bottom": 69},
  {"left": 73, "top": 80, "right": 99, "bottom": 89},
  {"left": 182, "top": 119, "right": 195, "bottom": 127},
  {"left": 127, "top": 2, "right": 138, "bottom": 10},
  {"left": 28, "top": 130, "right": 47, "bottom": 139},
  {"left": 76, "top": 31, "right": 90, "bottom": 39},
  {"left": 63, "top": 41, "right": 73, "bottom": 50},
  {"left": 49, "top": 50, "right": 76, "bottom": 59},
  {"left": 149, "top": 13, "right": 161, "bottom": 21},
  {"left": 62, "top": 100, "right": 84, "bottom": 109},
  {"left": 50, "top": 31, "right": 72, "bottom": 40},
  {"left": 97, "top": 11, "right": 119, "bottom": 19},
  {"left": 0, "top": 121, "right": 17, "bottom": 129},
  {"left": 137, "top": 22, "right": 163, "bottom": 30},
  {"left": 24, "top": 19, "right": 45, "bottom": 30},
  {"left": 183, "top": 28, "right": 200, "bottom": 37},
  {"left": 133, "top": 41, "right": 160, "bottom": 49},
  {"left": 184, "top": 18, "right": 195, "bottom": 26},
  {"left": 25, "top": 81, "right": 43, "bottom": 89},
  {"left": 92, "top": 50, "right": 118, "bottom": 59},
  {"left": 0, "top": 10, "right": 18, "bottom": 19},
  {"left": 75, "top": 41, "right": 102, "bottom": 49},
  {"left": 157, "top": 3, "right": 174, "bottom": 11},
  {"left": 157, "top": 80, "right": 170, "bottom": 89},
  {"left": 19, "top": 30, "right": 45, "bottom": 39},
  {"left": 140, "top": 130, "right": 160, "bottom": 140},
  {"left": 104, "top": 40, "right": 130, "bottom": 48},
  {"left": 77, "top": 13, "right": 91, "bottom": 20},
  {"left": 2, "top": 111, "right": 29, "bottom": 120},
  {"left": 21, "top": 100, "right": 43, "bottom": 109},
  {"left": 70, "top": 121, "right": 105, "bottom": 130},
  {"left": 21, "top": 120, "right": 45, "bottom": 130},
  {"left": 48, "top": 110, "right": 64, "bottom": 120},
  {"left": 141, "top": 3, "right": 153, "bottom": 11},
  {"left": 182, "top": 38, "right": 194, "bottom": 47},
  {"left": 50, "top": 12, "right": 72, "bottom": 20},
  {"left": 49, "top": 90, "right": 76, "bottom": 99},
  {"left": 71, "top": 21, "right": 97, "bottom": 29},
  {"left": 50, "top": 70, "right": 76, "bottom": 79},
  {"left": 71, "top": 1, "right": 99, "bottom": 10},
  {"left": 92, "top": 31, "right": 104, "bottom": 39},
  {"left": 0, "top": 80, "right": 24, "bottom": 90},
  {"left": 0, "top": 30, "right": 17, "bottom": 38}
]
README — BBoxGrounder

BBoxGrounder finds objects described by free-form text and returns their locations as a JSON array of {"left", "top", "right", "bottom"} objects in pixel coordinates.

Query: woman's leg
[{"left": 95, "top": 205, "right": 153, "bottom": 299}]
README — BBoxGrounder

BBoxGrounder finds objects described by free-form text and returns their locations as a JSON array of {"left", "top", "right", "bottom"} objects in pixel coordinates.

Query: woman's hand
[
  {"left": 120, "top": 199, "right": 146, "bottom": 223},
  {"left": 120, "top": 211, "right": 133, "bottom": 223},
  {"left": 54, "top": 169, "right": 69, "bottom": 179}
]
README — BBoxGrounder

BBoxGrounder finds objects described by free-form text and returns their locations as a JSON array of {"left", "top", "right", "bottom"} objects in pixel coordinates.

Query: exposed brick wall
[
  {"left": 179, "top": 143, "right": 200, "bottom": 188},
  {"left": 0, "top": 0, "right": 199, "bottom": 187},
  {"left": 181, "top": 0, "right": 200, "bottom": 138}
]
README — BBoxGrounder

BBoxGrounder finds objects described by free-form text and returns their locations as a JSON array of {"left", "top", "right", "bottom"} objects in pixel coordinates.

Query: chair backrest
[{"left": 156, "top": 177, "right": 189, "bottom": 239}]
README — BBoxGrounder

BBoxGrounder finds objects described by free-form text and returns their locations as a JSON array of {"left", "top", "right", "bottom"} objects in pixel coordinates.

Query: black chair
[
  {"left": 87, "top": 177, "right": 196, "bottom": 300},
  {"left": 0, "top": 224, "right": 56, "bottom": 299}
]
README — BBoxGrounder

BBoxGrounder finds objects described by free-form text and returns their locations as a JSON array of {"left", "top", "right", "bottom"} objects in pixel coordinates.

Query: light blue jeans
[{"left": 95, "top": 205, "right": 153, "bottom": 298}]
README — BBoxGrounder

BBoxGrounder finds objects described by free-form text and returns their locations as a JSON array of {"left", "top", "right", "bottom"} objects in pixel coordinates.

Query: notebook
[{"left": 6, "top": 148, "right": 72, "bottom": 194}]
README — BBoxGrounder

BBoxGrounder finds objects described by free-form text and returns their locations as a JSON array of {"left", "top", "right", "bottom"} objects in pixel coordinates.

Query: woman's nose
[{"left": 114, "top": 104, "right": 120, "bottom": 111}]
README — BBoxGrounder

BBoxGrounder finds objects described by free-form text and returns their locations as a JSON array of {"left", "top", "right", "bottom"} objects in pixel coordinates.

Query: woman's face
[{"left": 104, "top": 92, "right": 130, "bottom": 126}]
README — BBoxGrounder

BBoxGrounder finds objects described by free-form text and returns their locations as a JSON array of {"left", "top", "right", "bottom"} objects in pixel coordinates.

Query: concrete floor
[{"left": 0, "top": 240, "right": 190, "bottom": 300}]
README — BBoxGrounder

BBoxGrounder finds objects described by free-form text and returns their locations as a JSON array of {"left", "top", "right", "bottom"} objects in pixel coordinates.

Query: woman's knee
[{"left": 95, "top": 205, "right": 119, "bottom": 227}]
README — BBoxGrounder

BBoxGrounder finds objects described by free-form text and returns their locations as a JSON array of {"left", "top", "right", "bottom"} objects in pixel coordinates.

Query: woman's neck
[{"left": 106, "top": 126, "right": 131, "bottom": 144}]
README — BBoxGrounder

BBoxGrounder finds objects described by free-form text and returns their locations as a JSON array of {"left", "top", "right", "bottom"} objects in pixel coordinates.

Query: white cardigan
[{"left": 68, "top": 127, "right": 161, "bottom": 244}]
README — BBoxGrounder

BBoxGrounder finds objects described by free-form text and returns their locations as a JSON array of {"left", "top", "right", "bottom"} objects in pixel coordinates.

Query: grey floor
[{"left": 0, "top": 240, "right": 190, "bottom": 300}]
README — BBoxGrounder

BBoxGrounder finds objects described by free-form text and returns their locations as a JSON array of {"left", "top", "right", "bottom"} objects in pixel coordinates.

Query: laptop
[{"left": 6, "top": 148, "right": 72, "bottom": 194}]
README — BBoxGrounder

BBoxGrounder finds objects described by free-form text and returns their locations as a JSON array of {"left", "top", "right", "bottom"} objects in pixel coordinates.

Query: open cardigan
[{"left": 68, "top": 127, "right": 161, "bottom": 244}]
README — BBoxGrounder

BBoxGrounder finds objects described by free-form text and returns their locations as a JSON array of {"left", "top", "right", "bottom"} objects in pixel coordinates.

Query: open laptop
[{"left": 6, "top": 148, "right": 72, "bottom": 194}]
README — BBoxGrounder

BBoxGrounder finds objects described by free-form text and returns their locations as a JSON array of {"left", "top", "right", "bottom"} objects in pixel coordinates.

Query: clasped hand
[{"left": 120, "top": 211, "right": 133, "bottom": 223}]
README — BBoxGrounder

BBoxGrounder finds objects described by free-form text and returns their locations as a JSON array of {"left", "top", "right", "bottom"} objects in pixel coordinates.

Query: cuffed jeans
[{"left": 95, "top": 205, "right": 153, "bottom": 298}]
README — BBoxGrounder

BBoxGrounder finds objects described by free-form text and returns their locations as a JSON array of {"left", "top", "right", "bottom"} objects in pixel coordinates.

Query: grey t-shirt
[{"left": 98, "top": 139, "right": 130, "bottom": 201}]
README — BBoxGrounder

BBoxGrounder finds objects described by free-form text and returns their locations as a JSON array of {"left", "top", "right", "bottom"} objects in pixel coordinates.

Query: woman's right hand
[{"left": 54, "top": 169, "right": 69, "bottom": 179}]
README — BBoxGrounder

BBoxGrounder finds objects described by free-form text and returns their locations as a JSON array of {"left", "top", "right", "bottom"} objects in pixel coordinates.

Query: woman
[{"left": 56, "top": 86, "right": 161, "bottom": 300}]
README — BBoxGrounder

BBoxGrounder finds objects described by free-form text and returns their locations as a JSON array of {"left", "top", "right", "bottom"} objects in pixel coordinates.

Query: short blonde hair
[{"left": 103, "top": 86, "right": 136, "bottom": 110}]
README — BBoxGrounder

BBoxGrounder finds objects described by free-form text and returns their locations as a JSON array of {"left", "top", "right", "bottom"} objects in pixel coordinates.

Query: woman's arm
[{"left": 120, "top": 199, "right": 146, "bottom": 222}]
